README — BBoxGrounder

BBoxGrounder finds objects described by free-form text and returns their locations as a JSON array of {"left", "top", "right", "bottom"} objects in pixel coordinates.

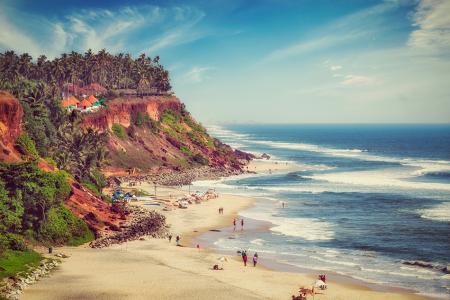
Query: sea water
[{"left": 194, "top": 124, "right": 450, "bottom": 299}]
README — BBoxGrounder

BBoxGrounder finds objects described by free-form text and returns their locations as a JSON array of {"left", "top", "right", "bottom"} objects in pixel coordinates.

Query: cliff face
[
  {"left": 83, "top": 96, "right": 181, "bottom": 130},
  {"left": 0, "top": 91, "right": 23, "bottom": 162},
  {"left": 0, "top": 90, "right": 125, "bottom": 235},
  {"left": 82, "top": 96, "right": 251, "bottom": 175}
]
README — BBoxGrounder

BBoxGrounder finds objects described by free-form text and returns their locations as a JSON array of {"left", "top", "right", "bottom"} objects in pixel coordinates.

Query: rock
[{"left": 261, "top": 153, "right": 271, "bottom": 160}]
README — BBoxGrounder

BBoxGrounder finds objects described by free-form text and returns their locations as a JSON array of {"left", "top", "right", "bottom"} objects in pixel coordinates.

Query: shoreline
[{"left": 21, "top": 160, "right": 434, "bottom": 300}]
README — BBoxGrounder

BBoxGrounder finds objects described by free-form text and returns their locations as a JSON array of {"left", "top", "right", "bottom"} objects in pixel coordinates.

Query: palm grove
[{"left": 0, "top": 50, "right": 172, "bottom": 259}]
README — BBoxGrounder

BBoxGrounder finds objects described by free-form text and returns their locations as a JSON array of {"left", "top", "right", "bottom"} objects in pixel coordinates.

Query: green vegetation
[
  {"left": 161, "top": 110, "right": 184, "bottom": 133},
  {"left": 81, "top": 180, "right": 102, "bottom": 197},
  {"left": 112, "top": 123, "right": 127, "bottom": 140},
  {"left": 39, "top": 206, "right": 94, "bottom": 246},
  {"left": 0, "top": 50, "right": 171, "bottom": 94},
  {"left": 0, "top": 250, "right": 42, "bottom": 280},
  {"left": 180, "top": 145, "right": 192, "bottom": 156},
  {"left": 0, "top": 162, "right": 93, "bottom": 254},
  {"left": 15, "top": 134, "right": 39, "bottom": 160},
  {"left": 131, "top": 111, "right": 160, "bottom": 133}
]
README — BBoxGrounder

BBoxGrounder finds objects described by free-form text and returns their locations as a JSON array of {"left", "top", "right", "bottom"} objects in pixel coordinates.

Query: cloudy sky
[{"left": 1, "top": 0, "right": 449, "bottom": 123}]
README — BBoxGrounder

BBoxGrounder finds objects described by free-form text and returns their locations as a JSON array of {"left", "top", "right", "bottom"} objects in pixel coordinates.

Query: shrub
[
  {"left": 5, "top": 233, "right": 26, "bottom": 251},
  {"left": 15, "top": 134, "right": 39, "bottom": 160},
  {"left": 111, "top": 123, "right": 127, "bottom": 140},
  {"left": 81, "top": 180, "right": 101, "bottom": 197},
  {"left": 44, "top": 157, "right": 57, "bottom": 167},
  {"left": 38, "top": 206, "right": 93, "bottom": 246},
  {"left": 132, "top": 111, "right": 147, "bottom": 127},
  {"left": 180, "top": 145, "right": 192, "bottom": 156}
]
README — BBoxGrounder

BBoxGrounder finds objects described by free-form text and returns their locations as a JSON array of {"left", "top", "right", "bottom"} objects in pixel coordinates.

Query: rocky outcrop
[
  {"left": 90, "top": 206, "right": 167, "bottom": 248},
  {"left": 0, "top": 91, "right": 23, "bottom": 162}
]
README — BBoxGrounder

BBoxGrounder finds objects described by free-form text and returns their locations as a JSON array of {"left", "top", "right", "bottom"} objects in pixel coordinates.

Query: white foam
[
  {"left": 250, "top": 238, "right": 265, "bottom": 246},
  {"left": 240, "top": 210, "right": 335, "bottom": 241},
  {"left": 306, "top": 169, "right": 450, "bottom": 191},
  {"left": 419, "top": 201, "right": 450, "bottom": 222}
]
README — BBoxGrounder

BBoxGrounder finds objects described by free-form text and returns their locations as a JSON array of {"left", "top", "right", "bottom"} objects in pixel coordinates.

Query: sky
[{"left": 0, "top": 0, "right": 449, "bottom": 124}]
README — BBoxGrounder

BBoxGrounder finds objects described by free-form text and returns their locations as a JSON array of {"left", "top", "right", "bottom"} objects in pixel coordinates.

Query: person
[
  {"left": 176, "top": 235, "right": 180, "bottom": 246},
  {"left": 282, "top": 201, "right": 285, "bottom": 208},
  {"left": 168, "top": 234, "right": 172, "bottom": 243},
  {"left": 242, "top": 250, "right": 248, "bottom": 266},
  {"left": 241, "top": 218, "right": 244, "bottom": 230},
  {"left": 253, "top": 252, "right": 258, "bottom": 267},
  {"left": 233, "top": 218, "right": 236, "bottom": 231}
]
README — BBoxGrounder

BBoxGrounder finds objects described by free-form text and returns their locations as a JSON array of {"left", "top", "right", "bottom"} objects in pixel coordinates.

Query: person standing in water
[
  {"left": 233, "top": 218, "right": 236, "bottom": 231},
  {"left": 241, "top": 218, "right": 244, "bottom": 231},
  {"left": 253, "top": 252, "right": 258, "bottom": 267}
]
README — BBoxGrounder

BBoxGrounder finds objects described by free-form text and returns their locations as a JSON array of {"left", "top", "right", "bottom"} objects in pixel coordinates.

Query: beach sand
[{"left": 22, "top": 161, "right": 431, "bottom": 300}]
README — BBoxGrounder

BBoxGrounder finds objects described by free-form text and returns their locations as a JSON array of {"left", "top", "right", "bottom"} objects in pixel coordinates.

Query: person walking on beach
[
  {"left": 242, "top": 250, "right": 248, "bottom": 266},
  {"left": 233, "top": 218, "right": 236, "bottom": 231},
  {"left": 176, "top": 235, "right": 180, "bottom": 246},
  {"left": 253, "top": 252, "right": 258, "bottom": 267},
  {"left": 241, "top": 218, "right": 244, "bottom": 231},
  {"left": 168, "top": 234, "right": 172, "bottom": 243}
]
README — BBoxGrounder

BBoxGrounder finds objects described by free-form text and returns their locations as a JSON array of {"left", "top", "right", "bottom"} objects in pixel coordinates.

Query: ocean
[{"left": 193, "top": 124, "right": 450, "bottom": 299}]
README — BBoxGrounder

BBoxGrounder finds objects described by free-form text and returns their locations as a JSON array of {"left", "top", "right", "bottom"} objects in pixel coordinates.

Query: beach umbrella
[{"left": 217, "top": 256, "right": 228, "bottom": 268}]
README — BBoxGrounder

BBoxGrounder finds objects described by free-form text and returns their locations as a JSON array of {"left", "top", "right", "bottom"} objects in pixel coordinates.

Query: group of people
[
  {"left": 233, "top": 218, "right": 244, "bottom": 231},
  {"left": 240, "top": 250, "right": 258, "bottom": 267},
  {"left": 168, "top": 234, "right": 181, "bottom": 246}
]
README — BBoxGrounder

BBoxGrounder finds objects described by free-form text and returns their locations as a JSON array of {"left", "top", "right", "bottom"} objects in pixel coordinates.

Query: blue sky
[{"left": 1, "top": 0, "right": 449, "bottom": 123}]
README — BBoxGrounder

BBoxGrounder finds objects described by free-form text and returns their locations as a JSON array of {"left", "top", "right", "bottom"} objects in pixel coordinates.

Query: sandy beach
[{"left": 21, "top": 161, "right": 431, "bottom": 300}]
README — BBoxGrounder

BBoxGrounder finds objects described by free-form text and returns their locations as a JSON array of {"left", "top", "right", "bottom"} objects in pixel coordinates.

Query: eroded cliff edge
[{"left": 82, "top": 95, "right": 253, "bottom": 178}]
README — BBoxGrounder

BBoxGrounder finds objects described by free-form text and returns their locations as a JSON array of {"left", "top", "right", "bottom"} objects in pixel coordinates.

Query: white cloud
[
  {"left": 408, "top": 0, "right": 450, "bottom": 54},
  {"left": 262, "top": 0, "right": 409, "bottom": 63},
  {"left": 0, "top": 3, "right": 206, "bottom": 58},
  {"left": 340, "top": 75, "right": 376, "bottom": 86},
  {"left": 330, "top": 65, "right": 342, "bottom": 71},
  {"left": 0, "top": 7, "right": 42, "bottom": 56},
  {"left": 183, "top": 66, "right": 212, "bottom": 83}
]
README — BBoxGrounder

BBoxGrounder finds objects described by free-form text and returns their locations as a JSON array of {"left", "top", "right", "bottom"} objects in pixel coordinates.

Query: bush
[
  {"left": 15, "top": 134, "right": 39, "bottom": 160},
  {"left": 38, "top": 206, "right": 94, "bottom": 246},
  {"left": 44, "top": 157, "right": 57, "bottom": 167},
  {"left": 0, "top": 162, "right": 71, "bottom": 235},
  {"left": 181, "top": 145, "right": 192, "bottom": 156},
  {"left": 81, "top": 180, "right": 101, "bottom": 197},
  {"left": 5, "top": 233, "right": 26, "bottom": 251},
  {"left": 111, "top": 123, "right": 127, "bottom": 140}
]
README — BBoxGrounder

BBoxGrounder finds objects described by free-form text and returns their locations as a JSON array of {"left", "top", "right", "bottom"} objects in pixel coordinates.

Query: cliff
[
  {"left": 0, "top": 91, "right": 23, "bottom": 162},
  {"left": 0, "top": 90, "right": 125, "bottom": 235},
  {"left": 83, "top": 96, "right": 181, "bottom": 130},
  {"left": 82, "top": 96, "right": 251, "bottom": 176}
]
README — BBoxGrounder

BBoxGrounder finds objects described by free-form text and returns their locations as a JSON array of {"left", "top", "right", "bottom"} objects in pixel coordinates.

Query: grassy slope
[{"left": 0, "top": 250, "right": 42, "bottom": 280}]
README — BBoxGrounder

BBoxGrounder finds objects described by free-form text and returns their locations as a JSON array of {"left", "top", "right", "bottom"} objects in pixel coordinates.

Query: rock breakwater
[{"left": 90, "top": 206, "right": 167, "bottom": 248}]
